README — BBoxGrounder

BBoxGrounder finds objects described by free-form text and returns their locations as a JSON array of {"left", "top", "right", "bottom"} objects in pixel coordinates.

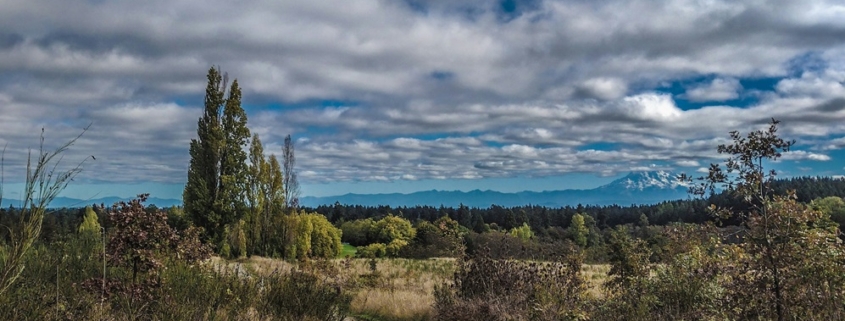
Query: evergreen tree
[{"left": 471, "top": 210, "right": 488, "bottom": 233}]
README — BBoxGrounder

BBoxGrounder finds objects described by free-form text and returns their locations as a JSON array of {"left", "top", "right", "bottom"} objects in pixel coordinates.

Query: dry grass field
[{"left": 211, "top": 256, "right": 610, "bottom": 321}]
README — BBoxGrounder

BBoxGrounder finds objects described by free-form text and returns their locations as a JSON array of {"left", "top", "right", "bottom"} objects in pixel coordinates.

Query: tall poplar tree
[
  {"left": 282, "top": 134, "right": 300, "bottom": 209},
  {"left": 183, "top": 67, "right": 250, "bottom": 243},
  {"left": 245, "top": 133, "right": 266, "bottom": 255},
  {"left": 218, "top": 79, "right": 250, "bottom": 235},
  {"left": 184, "top": 68, "right": 225, "bottom": 242}
]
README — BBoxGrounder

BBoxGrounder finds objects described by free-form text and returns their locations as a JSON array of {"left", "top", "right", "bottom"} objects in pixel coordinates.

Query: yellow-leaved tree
[{"left": 78, "top": 206, "right": 101, "bottom": 237}]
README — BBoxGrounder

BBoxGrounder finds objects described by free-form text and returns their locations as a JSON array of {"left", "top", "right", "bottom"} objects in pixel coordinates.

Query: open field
[{"left": 214, "top": 256, "right": 610, "bottom": 321}]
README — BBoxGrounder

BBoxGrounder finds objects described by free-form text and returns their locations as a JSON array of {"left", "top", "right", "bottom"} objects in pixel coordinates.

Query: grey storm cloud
[{"left": 0, "top": 0, "right": 844, "bottom": 185}]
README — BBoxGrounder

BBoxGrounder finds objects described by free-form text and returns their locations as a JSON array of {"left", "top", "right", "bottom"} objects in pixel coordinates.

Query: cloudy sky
[{"left": 1, "top": 0, "right": 845, "bottom": 200}]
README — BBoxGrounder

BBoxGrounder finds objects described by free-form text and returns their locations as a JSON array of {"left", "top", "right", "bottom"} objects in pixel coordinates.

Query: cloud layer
[{"left": 1, "top": 0, "right": 845, "bottom": 194}]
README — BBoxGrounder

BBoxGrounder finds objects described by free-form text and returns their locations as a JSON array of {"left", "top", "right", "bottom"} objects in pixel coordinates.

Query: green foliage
[
  {"left": 683, "top": 119, "right": 845, "bottom": 320},
  {"left": 223, "top": 220, "right": 248, "bottom": 259},
  {"left": 384, "top": 239, "right": 408, "bottom": 257},
  {"left": 282, "top": 212, "right": 342, "bottom": 260},
  {"left": 812, "top": 196, "right": 845, "bottom": 228},
  {"left": 373, "top": 215, "right": 415, "bottom": 245},
  {"left": 339, "top": 243, "right": 357, "bottom": 258},
  {"left": 77, "top": 206, "right": 101, "bottom": 236},
  {"left": 434, "top": 215, "right": 467, "bottom": 237},
  {"left": 0, "top": 232, "right": 353, "bottom": 320},
  {"left": 254, "top": 154, "right": 287, "bottom": 258},
  {"left": 166, "top": 206, "right": 191, "bottom": 231},
  {"left": 399, "top": 219, "right": 464, "bottom": 258},
  {"left": 340, "top": 218, "right": 375, "bottom": 246},
  {"left": 569, "top": 213, "right": 588, "bottom": 247},
  {"left": 218, "top": 78, "right": 251, "bottom": 239},
  {"left": 605, "top": 226, "right": 650, "bottom": 290},
  {"left": 0, "top": 127, "right": 89, "bottom": 297},
  {"left": 508, "top": 222, "right": 533, "bottom": 240},
  {"left": 596, "top": 226, "right": 655, "bottom": 321},
  {"left": 357, "top": 243, "right": 387, "bottom": 258},
  {"left": 183, "top": 67, "right": 251, "bottom": 245},
  {"left": 340, "top": 215, "right": 416, "bottom": 257},
  {"left": 721, "top": 196, "right": 845, "bottom": 320},
  {"left": 637, "top": 213, "right": 649, "bottom": 228},
  {"left": 183, "top": 67, "right": 225, "bottom": 243},
  {"left": 647, "top": 243, "right": 725, "bottom": 320},
  {"left": 0, "top": 239, "right": 105, "bottom": 320},
  {"left": 309, "top": 214, "right": 343, "bottom": 259},
  {"left": 245, "top": 133, "right": 266, "bottom": 256}
]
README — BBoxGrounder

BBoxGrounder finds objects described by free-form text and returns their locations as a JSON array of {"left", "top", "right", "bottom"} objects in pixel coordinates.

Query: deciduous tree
[
  {"left": 78, "top": 205, "right": 101, "bottom": 236},
  {"left": 687, "top": 119, "right": 845, "bottom": 320},
  {"left": 568, "top": 213, "right": 588, "bottom": 247}
]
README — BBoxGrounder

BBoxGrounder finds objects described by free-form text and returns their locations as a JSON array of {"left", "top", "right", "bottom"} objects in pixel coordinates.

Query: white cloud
[
  {"left": 782, "top": 151, "right": 832, "bottom": 161},
  {"left": 675, "top": 160, "right": 700, "bottom": 167},
  {"left": 684, "top": 78, "right": 743, "bottom": 102},
  {"left": 776, "top": 70, "right": 845, "bottom": 98},
  {"left": 1, "top": 0, "right": 845, "bottom": 190},
  {"left": 620, "top": 93, "right": 683, "bottom": 121}
]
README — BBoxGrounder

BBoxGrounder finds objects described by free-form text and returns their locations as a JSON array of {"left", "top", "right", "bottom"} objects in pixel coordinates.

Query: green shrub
[
  {"left": 283, "top": 212, "right": 342, "bottom": 260},
  {"left": 357, "top": 243, "right": 387, "bottom": 258}
]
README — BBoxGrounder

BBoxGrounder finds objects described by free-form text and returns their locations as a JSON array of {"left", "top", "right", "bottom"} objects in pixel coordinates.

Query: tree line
[{"left": 305, "top": 175, "right": 845, "bottom": 236}]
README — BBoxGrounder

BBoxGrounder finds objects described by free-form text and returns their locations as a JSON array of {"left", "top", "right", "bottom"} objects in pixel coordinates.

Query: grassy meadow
[{"left": 210, "top": 255, "right": 611, "bottom": 321}]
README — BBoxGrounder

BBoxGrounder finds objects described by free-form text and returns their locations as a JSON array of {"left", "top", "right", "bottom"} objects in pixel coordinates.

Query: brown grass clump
[
  {"left": 343, "top": 258, "right": 454, "bottom": 321},
  {"left": 351, "top": 288, "right": 433, "bottom": 321},
  {"left": 225, "top": 256, "right": 455, "bottom": 321},
  {"left": 580, "top": 264, "right": 610, "bottom": 299},
  {"left": 434, "top": 246, "right": 589, "bottom": 321}
]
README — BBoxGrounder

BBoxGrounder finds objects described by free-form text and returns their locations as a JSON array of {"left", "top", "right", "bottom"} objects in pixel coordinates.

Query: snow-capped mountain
[{"left": 601, "top": 170, "right": 690, "bottom": 191}]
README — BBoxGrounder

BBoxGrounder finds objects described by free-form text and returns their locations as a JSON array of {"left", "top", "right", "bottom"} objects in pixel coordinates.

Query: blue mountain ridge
[
  {"left": 0, "top": 171, "right": 693, "bottom": 209},
  {"left": 0, "top": 196, "right": 182, "bottom": 209},
  {"left": 300, "top": 171, "right": 693, "bottom": 208}
]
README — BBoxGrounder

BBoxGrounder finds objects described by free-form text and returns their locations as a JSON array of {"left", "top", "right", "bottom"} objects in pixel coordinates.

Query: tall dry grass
[
  {"left": 202, "top": 256, "right": 613, "bottom": 321},
  {"left": 343, "top": 258, "right": 454, "bottom": 321}
]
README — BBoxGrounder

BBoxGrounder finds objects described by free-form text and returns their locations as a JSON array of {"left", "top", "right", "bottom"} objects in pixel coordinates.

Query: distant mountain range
[
  {"left": 0, "top": 196, "right": 182, "bottom": 209},
  {"left": 0, "top": 171, "right": 695, "bottom": 209},
  {"left": 300, "top": 171, "right": 694, "bottom": 208}
]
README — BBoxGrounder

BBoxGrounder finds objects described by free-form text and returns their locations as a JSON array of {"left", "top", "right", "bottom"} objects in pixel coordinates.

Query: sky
[{"left": 1, "top": 0, "right": 845, "bottom": 200}]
